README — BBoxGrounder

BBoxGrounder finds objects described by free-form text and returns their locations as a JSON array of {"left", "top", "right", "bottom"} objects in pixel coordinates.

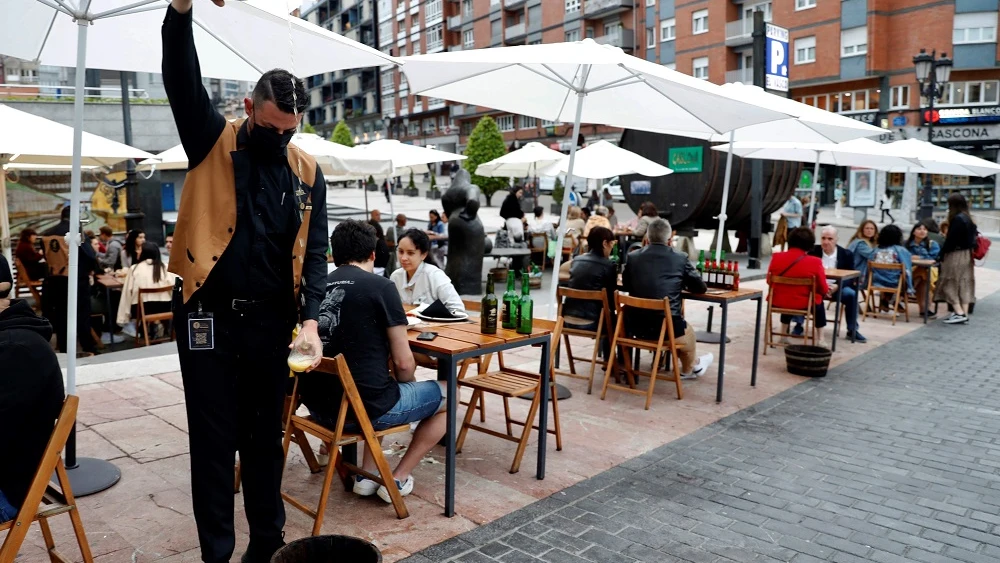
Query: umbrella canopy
[
  {"left": 710, "top": 138, "right": 921, "bottom": 170},
  {"left": 400, "top": 39, "right": 792, "bottom": 308},
  {"left": 885, "top": 139, "right": 1000, "bottom": 177},
  {"left": 136, "top": 143, "right": 190, "bottom": 172},
  {"left": 537, "top": 140, "right": 672, "bottom": 179},
  {"left": 475, "top": 142, "right": 567, "bottom": 178},
  {"left": 2, "top": 0, "right": 398, "bottom": 82}
]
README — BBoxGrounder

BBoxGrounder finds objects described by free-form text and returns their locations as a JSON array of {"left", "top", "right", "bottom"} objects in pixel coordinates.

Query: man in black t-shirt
[{"left": 300, "top": 220, "right": 447, "bottom": 503}]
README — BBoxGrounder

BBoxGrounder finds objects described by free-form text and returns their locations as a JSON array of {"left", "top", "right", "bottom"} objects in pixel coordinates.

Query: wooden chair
[
  {"left": 863, "top": 262, "right": 909, "bottom": 325},
  {"left": 764, "top": 275, "right": 818, "bottom": 355},
  {"left": 137, "top": 287, "right": 174, "bottom": 347},
  {"left": 600, "top": 292, "right": 684, "bottom": 409},
  {"left": 555, "top": 287, "right": 613, "bottom": 394},
  {"left": 280, "top": 355, "right": 410, "bottom": 533},
  {"left": 528, "top": 232, "right": 548, "bottom": 271},
  {"left": 561, "top": 234, "right": 577, "bottom": 263},
  {"left": 13, "top": 257, "right": 43, "bottom": 309},
  {"left": 456, "top": 319, "right": 564, "bottom": 474},
  {"left": 0, "top": 396, "right": 94, "bottom": 563}
]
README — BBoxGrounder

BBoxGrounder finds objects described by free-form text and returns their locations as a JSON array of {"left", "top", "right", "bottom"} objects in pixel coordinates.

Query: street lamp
[{"left": 913, "top": 48, "right": 953, "bottom": 220}]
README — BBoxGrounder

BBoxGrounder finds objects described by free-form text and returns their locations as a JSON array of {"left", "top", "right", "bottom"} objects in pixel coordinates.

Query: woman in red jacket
[{"left": 768, "top": 227, "right": 830, "bottom": 345}]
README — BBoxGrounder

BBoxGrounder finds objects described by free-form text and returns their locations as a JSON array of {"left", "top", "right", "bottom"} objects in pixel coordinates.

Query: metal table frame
[{"left": 824, "top": 269, "right": 861, "bottom": 352}]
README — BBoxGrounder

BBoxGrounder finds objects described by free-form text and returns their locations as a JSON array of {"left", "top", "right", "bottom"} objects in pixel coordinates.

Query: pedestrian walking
[
  {"left": 834, "top": 180, "right": 844, "bottom": 219},
  {"left": 935, "top": 193, "right": 977, "bottom": 325},
  {"left": 162, "top": 1, "right": 328, "bottom": 561},
  {"left": 879, "top": 189, "right": 894, "bottom": 224}
]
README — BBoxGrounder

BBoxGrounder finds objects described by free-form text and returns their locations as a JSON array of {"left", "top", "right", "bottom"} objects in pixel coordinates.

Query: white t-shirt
[{"left": 821, "top": 249, "right": 838, "bottom": 271}]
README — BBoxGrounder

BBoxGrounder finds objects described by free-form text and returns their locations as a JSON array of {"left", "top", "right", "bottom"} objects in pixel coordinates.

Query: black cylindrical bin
[
  {"left": 784, "top": 345, "right": 832, "bottom": 378},
  {"left": 271, "top": 535, "right": 382, "bottom": 563}
]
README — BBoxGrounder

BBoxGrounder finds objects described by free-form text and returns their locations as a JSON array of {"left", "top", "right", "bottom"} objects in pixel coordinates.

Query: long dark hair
[
  {"left": 18, "top": 228, "right": 37, "bottom": 244},
  {"left": 947, "top": 193, "right": 969, "bottom": 224},
  {"left": 428, "top": 209, "right": 442, "bottom": 226},
  {"left": 907, "top": 223, "right": 930, "bottom": 250},
  {"left": 124, "top": 229, "right": 145, "bottom": 264},
  {"left": 140, "top": 242, "right": 166, "bottom": 284},
  {"left": 399, "top": 228, "right": 439, "bottom": 268}
]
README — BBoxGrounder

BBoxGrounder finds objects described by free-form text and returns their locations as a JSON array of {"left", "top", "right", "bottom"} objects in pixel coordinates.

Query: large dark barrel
[
  {"left": 618, "top": 130, "right": 804, "bottom": 233},
  {"left": 271, "top": 535, "right": 382, "bottom": 563}
]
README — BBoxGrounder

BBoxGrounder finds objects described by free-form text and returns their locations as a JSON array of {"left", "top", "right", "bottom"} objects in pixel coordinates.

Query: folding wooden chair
[
  {"left": 0, "top": 396, "right": 94, "bottom": 563},
  {"left": 600, "top": 292, "right": 684, "bottom": 409},
  {"left": 561, "top": 234, "right": 577, "bottom": 263},
  {"left": 137, "top": 287, "right": 174, "bottom": 347},
  {"left": 528, "top": 232, "right": 548, "bottom": 271},
  {"left": 13, "top": 257, "right": 43, "bottom": 309},
  {"left": 863, "top": 262, "right": 910, "bottom": 325},
  {"left": 280, "top": 355, "right": 410, "bottom": 533},
  {"left": 456, "top": 319, "right": 564, "bottom": 474},
  {"left": 764, "top": 275, "right": 817, "bottom": 355},
  {"left": 555, "top": 287, "right": 613, "bottom": 394}
]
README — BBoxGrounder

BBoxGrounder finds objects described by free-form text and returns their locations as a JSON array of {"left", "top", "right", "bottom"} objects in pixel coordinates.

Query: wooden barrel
[
  {"left": 271, "top": 535, "right": 382, "bottom": 563},
  {"left": 784, "top": 345, "right": 832, "bottom": 378},
  {"left": 489, "top": 267, "right": 509, "bottom": 284}
]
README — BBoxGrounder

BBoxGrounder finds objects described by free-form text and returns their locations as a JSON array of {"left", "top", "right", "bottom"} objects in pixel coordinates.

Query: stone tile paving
[{"left": 403, "top": 293, "right": 1000, "bottom": 563}]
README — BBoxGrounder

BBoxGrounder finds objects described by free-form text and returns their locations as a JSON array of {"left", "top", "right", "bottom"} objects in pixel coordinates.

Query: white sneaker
[
  {"left": 377, "top": 475, "right": 414, "bottom": 503},
  {"left": 680, "top": 354, "right": 714, "bottom": 380},
  {"left": 352, "top": 475, "right": 379, "bottom": 497},
  {"left": 943, "top": 313, "right": 969, "bottom": 325},
  {"left": 100, "top": 332, "right": 125, "bottom": 345}
]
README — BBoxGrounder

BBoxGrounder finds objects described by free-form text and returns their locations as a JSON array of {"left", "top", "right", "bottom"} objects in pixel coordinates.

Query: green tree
[
  {"left": 408, "top": 169, "right": 416, "bottom": 190},
  {"left": 463, "top": 116, "right": 508, "bottom": 206},
  {"left": 331, "top": 121, "right": 354, "bottom": 147},
  {"left": 302, "top": 123, "right": 317, "bottom": 134}
]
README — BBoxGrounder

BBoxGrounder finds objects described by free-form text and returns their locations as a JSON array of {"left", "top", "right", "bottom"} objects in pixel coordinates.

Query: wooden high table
[
  {"left": 407, "top": 318, "right": 554, "bottom": 517},
  {"left": 824, "top": 268, "right": 861, "bottom": 352},
  {"left": 912, "top": 258, "right": 936, "bottom": 324}
]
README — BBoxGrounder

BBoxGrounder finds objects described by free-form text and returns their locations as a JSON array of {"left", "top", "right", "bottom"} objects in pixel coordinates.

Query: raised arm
[{"left": 162, "top": 1, "right": 227, "bottom": 170}]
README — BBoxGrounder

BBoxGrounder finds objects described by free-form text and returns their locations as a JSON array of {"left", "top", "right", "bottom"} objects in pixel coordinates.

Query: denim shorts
[
  {"left": 311, "top": 380, "right": 442, "bottom": 432},
  {"left": 0, "top": 490, "right": 17, "bottom": 523}
]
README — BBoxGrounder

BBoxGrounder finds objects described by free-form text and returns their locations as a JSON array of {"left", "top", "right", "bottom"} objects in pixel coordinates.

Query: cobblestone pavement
[{"left": 402, "top": 293, "right": 1000, "bottom": 563}]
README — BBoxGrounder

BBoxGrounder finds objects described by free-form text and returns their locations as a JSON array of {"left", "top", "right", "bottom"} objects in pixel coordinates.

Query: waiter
[{"left": 162, "top": 1, "right": 328, "bottom": 562}]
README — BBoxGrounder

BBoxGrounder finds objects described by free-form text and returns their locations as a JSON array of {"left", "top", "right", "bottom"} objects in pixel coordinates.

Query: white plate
[{"left": 414, "top": 311, "right": 470, "bottom": 322}]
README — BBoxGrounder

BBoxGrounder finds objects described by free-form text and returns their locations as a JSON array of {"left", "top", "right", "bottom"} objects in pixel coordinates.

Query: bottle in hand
[
  {"left": 517, "top": 272, "right": 533, "bottom": 334},
  {"left": 482, "top": 277, "right": 498, "bottom": 334},
  {"left": 501, "top": 270, "right": 519, "bottom": 329}
]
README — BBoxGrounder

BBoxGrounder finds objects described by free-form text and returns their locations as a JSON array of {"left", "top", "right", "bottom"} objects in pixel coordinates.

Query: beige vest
[{"left": 168, "top": 120, "right": 317, "bottom": 304}]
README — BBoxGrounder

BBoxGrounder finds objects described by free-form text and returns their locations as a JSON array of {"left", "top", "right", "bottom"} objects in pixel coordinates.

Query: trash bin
[
  {"left": 784, "top": 345, "right": 832, "bottom": 378},
  {"left": 271, "top": 535, "right": 382, "bottom": 563}
]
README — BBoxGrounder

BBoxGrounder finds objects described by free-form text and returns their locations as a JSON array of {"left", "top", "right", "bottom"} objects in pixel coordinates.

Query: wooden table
[
  {"left": 912, "top": 258, "right": 936, "bottom": 324},
  {"left": 406, "top": 318, "right": 554, "bottom": 517},
  {"left": 95, "top": 273, "right": 125, "bottom": 351},
  {"left": 824, "top": 268, "right": 861, "bottom": 352}
]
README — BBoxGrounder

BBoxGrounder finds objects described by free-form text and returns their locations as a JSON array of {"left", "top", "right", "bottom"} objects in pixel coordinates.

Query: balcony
[
  {"left": 725, "top": 68, "right": 753, "bottom": 84},
  {"left": 427, "top": 40, "right": 445, "bottom": 53},
  {"left": 504, "top": 22, "right": 526, "bottom": 41},
  {"left": 450, "top": 104, "right": 466, "bottom": 117},
  {"left": 504, "top": 0, "right": 526, "bottom": 9},
  {"left": 410, "top": 1, "right": 419, "bottom": 14},
  {"left": 725, "top": 16, "right": 770, "bottom": 46},
  {"left": 448, "top": 44, "right": 464, "bottom": 52},
  {"left": 594, "top": 29, "right": 634, "bottom": 50},
  {"left": 583, "top": 0, "right": 631, "bottom": 19},
  {"left": 448, "top": 14, "right": 463, "bottom": 30}
]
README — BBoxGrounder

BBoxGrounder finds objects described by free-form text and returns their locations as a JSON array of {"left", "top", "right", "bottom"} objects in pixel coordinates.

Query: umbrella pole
[
  {"left": 714, "top": 131, "right": 736, "bottom": 260},
  {"left": 387, "top": 175, "right": 395, "bottom": 227},
  {"left": 806, "top": 153, "right": 820, "bottom": 231},
  {"left": 363, "top": 178, "right": 369, "bottom": 215},
  {"left": 63, "top": 20, "right": 121, "bottom": 497},
  {"left": 0, "top": 169, "right": 11, "bottom": 271},
  {"left": 548, "top": 90, "right": 586, "bottom": 316}
]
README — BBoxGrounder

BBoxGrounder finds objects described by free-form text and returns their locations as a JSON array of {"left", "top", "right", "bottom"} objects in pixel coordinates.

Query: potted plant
[
  {"left": 550, "top": 177, "right": 565, "bottom": 215},
  {"left": 426, "top": 169, "right": 440, "bottom": 200},
  {"left": 405, "top": 169, "right": 419, "bottom": 197},
  {"left": 391, "top": 176, "right": 404, "bottom": 196},
  {"left": 365, "top": 174, "right": 378, "bottom": 191}
]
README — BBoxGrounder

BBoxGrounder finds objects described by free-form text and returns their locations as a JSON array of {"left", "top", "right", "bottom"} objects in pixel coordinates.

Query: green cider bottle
[
  {"left": 517, "top": 272, "right": 534, "bottom": 334},
  {"left": 481, "top": 277, "right": 499, "bottom": 334},
  {"left": 697, "top": 249, "right": 705, "bottom": 274},
  {"left": 501, "top": 271, "right": 519, "bottom": 329}
]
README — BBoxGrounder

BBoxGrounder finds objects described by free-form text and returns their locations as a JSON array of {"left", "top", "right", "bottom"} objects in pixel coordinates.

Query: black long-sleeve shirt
[
  {"left": 941, "top": 212, "right": 977, "bottom": 256},
  {"left": 162, "top": 6, "right": 328, "bottom": 321}
]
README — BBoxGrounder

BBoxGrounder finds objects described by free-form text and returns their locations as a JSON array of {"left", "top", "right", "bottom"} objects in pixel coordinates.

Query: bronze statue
[{"left": 442, "top": 169, "right": 487, "bottom": 295}]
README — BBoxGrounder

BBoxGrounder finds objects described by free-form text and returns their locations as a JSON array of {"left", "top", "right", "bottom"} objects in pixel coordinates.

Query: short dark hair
[
  {"left": 99, "top": 225, "right": 113, "bottom": 237},
  {"left": 919, "top": 217, "right": 939, "bottom": 234},
  {"left": 252, "top": 69, "right": 308, "bottom": 115},
  {"left": 587, "top": 226, "right": 615, "bottom": 253},
  {"left": 787, "top": 227, "right": 815, "bottom": 251},
  {"left": 877, "top": 224, "right": 904, "bottom": 248},
  {"left": 60, "top": 206, "right": 71, "bottom": 220},
  {"left": 533, "top": 206, "right": 544, "bottom": 218},
  {"left": 330, "top": 220, "right": 377, "bottom": 266}
]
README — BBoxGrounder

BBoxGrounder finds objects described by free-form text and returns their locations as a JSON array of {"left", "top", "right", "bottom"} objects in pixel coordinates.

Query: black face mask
[{"left": 249, "top": 120, "right": 294, "bottom": 158}]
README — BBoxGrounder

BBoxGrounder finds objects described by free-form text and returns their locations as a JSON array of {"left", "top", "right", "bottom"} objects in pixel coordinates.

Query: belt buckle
[{"left": 231, "top": 298, "right": 245, "bottom": 312}]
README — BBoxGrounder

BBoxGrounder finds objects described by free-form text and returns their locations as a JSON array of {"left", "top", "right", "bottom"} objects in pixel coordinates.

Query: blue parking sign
[{"left": 765, "top": 23, "right": 789, "bottom": 92}]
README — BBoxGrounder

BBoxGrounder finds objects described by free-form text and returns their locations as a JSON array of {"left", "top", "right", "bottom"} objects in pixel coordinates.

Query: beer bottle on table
[
  {"left": 697, "top": 250, "right": 705, "bottom": 275},
  {"left": 502, "top": 271, "right": 519, "bottom": 329},
  {"left": 482, "top": 277, "right": 498, "bottom": 334},
  {"left": 517, "top": 272, "right": 533, "bottom": 335},
  {"left": 707, "top": 260, "right": 716, "bottom": 285}
]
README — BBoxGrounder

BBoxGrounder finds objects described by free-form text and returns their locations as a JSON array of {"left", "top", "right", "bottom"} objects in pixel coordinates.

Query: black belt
[{"left": 228, "top": 296, "right": 283, "bottom": 313}]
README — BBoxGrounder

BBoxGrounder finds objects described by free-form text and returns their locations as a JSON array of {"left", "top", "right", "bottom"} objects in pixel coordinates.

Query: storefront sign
[
  {"left": 668, "top": 146, "right": 704, "bottom": 173},
  {"left": 764, "top": 24, "right": 789, "bottom": 92},
  {"left": 845, "top": 111, "right": 879, "bottom": 125},
  {"left": 892, "top": 116, "right": 907, "bottom": 127},
  {"left": 937, "top": 106, "right": 1000, "bottom": 125}
]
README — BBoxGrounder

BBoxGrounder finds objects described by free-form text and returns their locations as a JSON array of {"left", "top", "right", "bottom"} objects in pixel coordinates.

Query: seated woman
[
  {"left": 367, "top": 219, "right": 391, "bottom": 277},
  {"left": 632, "top": 202, "right": 659, "bottom": 240},
  {"left": 907, "top": 223, "right": 940, "bottom": 316},
  {"left": 120, "top": 229, "right": 146, "bottom": 270},
  {"left": 847, "top": 219, "right": 879, "bottom": 282},
  {"left": 582, "top": 206, "right": 612, "bottom": 238},
  {"left": 14, "top": 228, "right": 46, "bottom": 281},
  {"left": 767, "top": 227, "right": 829, "bottom": 345},
  {"left": 390, "top": 229, "right": 465, "bottom": 316},
  {"left": 562, "top": 227, "right": 617, "bottom": 357},
  {"left": 116, "top": 243, "right": 177, "bottom": 336},
  {"left": 870, "top": 224, "right": 914, "bottom": 309}
]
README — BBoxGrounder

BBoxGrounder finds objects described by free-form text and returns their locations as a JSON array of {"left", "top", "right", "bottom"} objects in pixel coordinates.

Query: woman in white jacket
[
  {"left": 116, "top": 242, "right": 177, "bottom": 332},
  {"left": 390, "top": 229, "right": 465, "bottom": 315}
]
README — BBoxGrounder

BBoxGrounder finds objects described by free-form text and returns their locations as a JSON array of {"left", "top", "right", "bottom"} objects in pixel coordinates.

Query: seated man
[
  {"left": 622, "top": 218, "right": 713, "bottom": 380},
  {"left": 0, "top": 297, "right": 66, "bottom": 521},
  {"left": 299, "top": 220, "right": 446, "bottom": 503},
  {"left": 792, "top": 226, "right": 866, "bottom": 343},
  {"left": 768, "top": 227, "right": 830, "bottom": 345},
  {"left": 526, "top": 206, "right": 555, "bottom": 240}
]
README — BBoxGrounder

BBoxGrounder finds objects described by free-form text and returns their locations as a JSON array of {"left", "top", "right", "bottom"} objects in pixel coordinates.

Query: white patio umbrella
[
  {"left": 475, "top": 141, "right": 567, "bottom": 178},
  {"left": 400, "top": 39, "right": 792, "bottom": 309},
  {"left": 886, "top": 138, "right": 1000, "bottom": 177},
  {"left": 538, "top": 140, "right": 673, "bottom": 180},
  {"left": 136, "top": 143, "right": 190, "bottom": 173}
]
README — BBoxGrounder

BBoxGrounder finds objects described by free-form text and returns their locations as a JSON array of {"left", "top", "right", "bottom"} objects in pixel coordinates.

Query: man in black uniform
[{"left": 162, "top": 1, "right": 328, "bottom": 561}]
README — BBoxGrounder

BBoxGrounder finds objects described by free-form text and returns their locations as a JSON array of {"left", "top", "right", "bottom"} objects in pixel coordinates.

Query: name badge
[{"left": 188, "top": 312, "right": 215, "bottom": 350}]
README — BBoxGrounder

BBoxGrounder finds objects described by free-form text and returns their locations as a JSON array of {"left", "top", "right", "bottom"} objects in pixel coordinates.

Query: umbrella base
[
  {"left": 57, "top": 458, "right": 121, "bottom": 497},
  {"left": 518, "top": 383, "right": 572, "bottom": 401},
  {"left": 696, "top": 331, "right": 731, "bottom": 344}
]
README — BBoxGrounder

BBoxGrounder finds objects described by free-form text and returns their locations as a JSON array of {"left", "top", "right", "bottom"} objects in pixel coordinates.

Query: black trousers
[
  {"left": 174, "top": 288, "right": 295, "bottom": 563},
  {"left": 42, "top": 276, "right": 96, "bottom": 354}
]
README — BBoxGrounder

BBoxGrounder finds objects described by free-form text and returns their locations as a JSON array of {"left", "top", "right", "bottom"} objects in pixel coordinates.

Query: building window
[
  {"left": 400, "top": 98, "right": 409, "bottom": 115},
  {"left": 646, "top": 0, "right": 656, "bottom": 5},
  {"left": 565, "top": 29, "right": 580, "bottom": 42},
  {"left": 692, "top": 57, "right": 708, "bottom": 80},
  {"left": 519, "top": 115, "right": 537, "bottom": 129},
  {"left": 462, "top": 0, "right": 473, "bottom": 16},
  {"left": 464, "top": 29, "right": 475, "bottom": 48},
  {"left": 795, "top": 0, "right": 815, "bottom": 10},
  {"left": 646, "top": 27, "right": 656, "bottom": 49},
  {"left": 840, "top": 26, "right": 867, "bottom": 57},
  {"left": 426, "top": 23, "right": 444, "bottom": 51},
  {"left": 399, "top": 74, "right": 408, "bottom": 91},
  {"left": 953, "top": 12, "right": 998, "bottom": 45},
  {"left": 565, "top": 0, "right": 580, "bottom": 13},
  {"left": 692, "top": 9, "right": 708, "bottom": 35},
  {"left": 889, "top": 85, "right": 909, "bottom": 109},
  {"left": 425, "top": 0, "right": 442, "bottom": 22},
  {"left": 381, "top": 70, "right": 395, "bottom": 93},
  {"left": 496, "top": 115, "right": 515, "bottom": 132},
  {"left": 794, "top": 36, "right": 816, "bottom": 64},
  {"left": 423, "top": 118, "right": 436, "bottom": 133},
  {"left": 934, "top": 80, "right": 1000, "bottom": 107},
  {"left": 381, "top": 95, "right": 395, "bottom": 116},
  {"left": 660, "top": 18, "right": 675, "bottom": 42},
  {"left": 409, "top": 121, "right": 420, "bottom": 136},
  {"left": 542, "top": 120, "right": 560, "bottom": 127}
]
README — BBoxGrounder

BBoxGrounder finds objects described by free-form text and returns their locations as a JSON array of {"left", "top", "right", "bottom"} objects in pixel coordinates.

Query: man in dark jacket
[
  {"left": 0, "top": 299, "right": 65, "bottom": 521},
  {"left": 622, "top": 218, "right": 713, "bottom": 379},
  {"left": 792, "top": 226, "right": 866, "bottom": 343}
]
